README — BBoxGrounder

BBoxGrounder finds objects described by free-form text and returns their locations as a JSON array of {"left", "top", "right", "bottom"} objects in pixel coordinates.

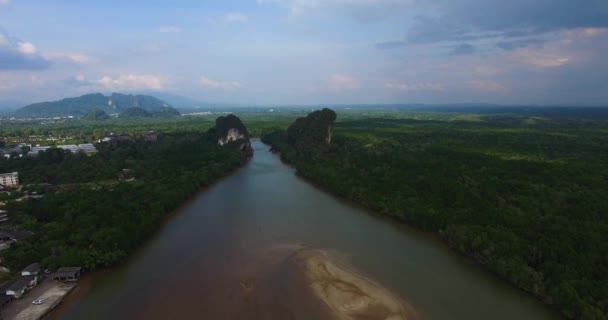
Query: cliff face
[
  {"left": 218, "top": 128, "right": 247, "bottom": 146},
  {"left": 326, "top": 124, "right": 334, "bottom": 144},
  {"left": 213, "top": 114, "right": 252, "bottom": 156},
  {"left": 285, "top": 108, "right": 337, "bottom": 156}
]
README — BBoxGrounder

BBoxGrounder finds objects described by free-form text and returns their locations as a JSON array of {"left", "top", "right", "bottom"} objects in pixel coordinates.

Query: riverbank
[
  {"left": 261, "top": 138, "right": 566, "bottom": 319},
  {"left": 1, "top": 279, "right": 76, "bottom": 320},
  {"left": 42, "top": 152, "right": 253, "bottom": 320},
  {"left": 44, "top": 140, "right": 560, "bottom": 320}
]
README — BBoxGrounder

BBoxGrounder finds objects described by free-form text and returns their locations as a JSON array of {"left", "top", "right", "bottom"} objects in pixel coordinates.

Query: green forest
[
  {"left": 0, "top": 119, "right": 249, "bottom": 271},
  {"left": 262, "top": 109, "right": 608, "bottom": 320}
]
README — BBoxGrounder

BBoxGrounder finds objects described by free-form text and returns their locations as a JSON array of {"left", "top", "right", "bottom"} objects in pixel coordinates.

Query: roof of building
[
  {"left": 0, "top": 230, "right": 32, "bottom": 241},
  {"left": 56, "top": 267, "right": 81, "bottom": 273},
  {"left": 57, "top": 145, "right": 80, "bottom": 152},
  {"left": 0, "top": 231, "right": 14, "bottom": 239},
  {"left": 0, "top": 172, "right": 18, "bottom": 177},
  {"left": 7, "top": 275, "right": 35, "bottom": 292},
  {"left": 77, "top": 144, "right": 97, "bottom": 151},
  {"left": 22, "top": 262, "right": 40, "bottom": 273},
  {"left": 53, "top": 267, "right": 82, "bottom": 279}
]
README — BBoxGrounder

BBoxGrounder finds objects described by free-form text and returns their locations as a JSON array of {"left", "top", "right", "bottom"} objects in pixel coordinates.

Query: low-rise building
[
  {"left": 0, "top": 172, "right": 19, "bottom": 188},
  {"left": 6, "top": 275, "right": 37, "bottom": 298},
  {"left": 52, "top": 267, "right": 82, "bottom": 282},
  {"left": 117, "top": 169, "right": 134, "bottom": 181},
  {"left": 28, "top": 146, "right": 51, "bottom": 156},
  {"left": 29, "top": 144, "right": 97, "bottom": 156},
  {"left": 57, "top": 145, "right": 80, "bottom": 153},
  {"left": 0, "top": 210, "right": 8, "bottom": 223},
  {"left": 77, "top": 143, "right": 97, "bottom": 154},
  {"left": 117, "top": 134, "right": 134, "bottom": 142},
  {"left": 0, "top": 240, "right": 13, "bottom": 251},
  {"left": 21, "top": 263, "right": 40, "bottom": 276},
  {"left": 144, "top": 130, "right": 159, "bottom": 142},
  {"left": 98, "top": 133, "right": 118, "bottom": 144}
]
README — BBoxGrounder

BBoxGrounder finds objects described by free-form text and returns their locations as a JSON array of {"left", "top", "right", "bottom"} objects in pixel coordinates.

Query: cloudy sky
[{"left": 0, "top": 0, "right": 607, "bottom": 105}]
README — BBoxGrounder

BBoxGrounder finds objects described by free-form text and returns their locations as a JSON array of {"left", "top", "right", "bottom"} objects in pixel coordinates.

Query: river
[{"left": 52, "top": 140, "right": 559, "bottom": 320}]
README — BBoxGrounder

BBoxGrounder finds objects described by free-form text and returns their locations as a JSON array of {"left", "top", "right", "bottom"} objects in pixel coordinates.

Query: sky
[{"left": 0, "top": 0, "right": 607, "bottom": 105}]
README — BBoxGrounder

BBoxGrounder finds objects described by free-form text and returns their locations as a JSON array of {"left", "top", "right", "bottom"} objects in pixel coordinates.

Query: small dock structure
[{"left": 51, "top": 267, "right": 81, "bottom": 282}]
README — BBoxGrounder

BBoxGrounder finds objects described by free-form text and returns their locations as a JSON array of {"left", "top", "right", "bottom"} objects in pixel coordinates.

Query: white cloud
[
  {"left": 222, "top": 12, "right": 249, "bottom": 23},
  {"left": 97, "top": 74, "right": 164, "bottom": 90},
  {"left": 43, "top": 52, "right": 99, "bottom": 64},
  {"left": 385, "top": 81, "right": 444, "bottom": 91},
  {"left": 0, "top": 29, "right": 50, "bottom": 70},
  {"left": 567, "top": 27, "right": 608, "bottom": 38},
  {"left": 510, "top": 48, "right": 569, "bottom": 68},
  {"left": 258, "top": 0, "right": 411, "bottom": 16},
  {"left": 200, "top": 76, "right": 241, "bottom": 90},
  {"left": 159, "top": 26, "right": 181, "bottom": 33},
  {"left": 16, "top": 42, "right": 36, "bottom": 55},
  {"left": 328, "top": 74, "right": 360, "bottom": 91}
]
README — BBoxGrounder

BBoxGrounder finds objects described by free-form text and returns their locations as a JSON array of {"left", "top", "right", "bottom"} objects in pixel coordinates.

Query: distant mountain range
[
  {"left": 14, "top": 93, "right": 177, "bottom": 118},
  {"left": 0, "top": 100, "right": 27, "bottom": 113}
]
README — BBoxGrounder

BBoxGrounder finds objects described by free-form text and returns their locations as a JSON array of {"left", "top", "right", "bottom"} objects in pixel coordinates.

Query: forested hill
[
  {"left": 262, "top": 109, "right": 608, "bottom": 320},
  {"left": 14, "top": 93, "right": 174, "bottom": 118}
]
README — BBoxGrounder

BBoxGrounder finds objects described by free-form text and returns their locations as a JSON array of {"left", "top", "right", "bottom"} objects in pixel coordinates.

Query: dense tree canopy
[
  {"left": 263, "top": 110, "right": 608, "bottom": 320},
  {"left": 83, "top": 108, "right": 110, "bottom": 121},
  {"left": 0, "top": 119, "right": 249, "bottom": 271},
  {"left": 153, "top": 106, "right": 181, "bottom": 118},
  {"left": 119, "top": 107, "right": 152, "bottom": 118},
  {"left": 285, "top": 108, "right": 336, "bottom": 157}
]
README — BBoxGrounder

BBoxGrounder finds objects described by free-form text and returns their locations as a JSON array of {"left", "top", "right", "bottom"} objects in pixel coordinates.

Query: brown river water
[{"left": 50, "top": 140, "right": 560, "bottom": 320}]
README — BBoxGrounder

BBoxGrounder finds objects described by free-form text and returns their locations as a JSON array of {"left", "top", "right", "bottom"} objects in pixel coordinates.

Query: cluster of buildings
[
  {"left": 0, "top": 144, "right": 27, "bottom": 159},
  {"left": 0, "top": 231, "right": 31, "bottom": 251},
  {"left": 4, "top": 263, "right": 40, "bottom": 299},
  {"left": 1, "top": 143, "right": 98, "bottom": 159},
  {"left": 2, "top": 130, "right": 158, "bottom": 160},
  {"left": 28, "top": 144, "right": 97, "bottom": 157},
  {"left": 0, "top": 230, "right": 81, "bottom": 311},
  {"left": 0, "top": 263, "right": 82, "bottom": 309}
]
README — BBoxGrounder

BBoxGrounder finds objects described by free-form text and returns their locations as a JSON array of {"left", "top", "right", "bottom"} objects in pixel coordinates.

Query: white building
[
  {"left": 77, "top": 143, "right": 97, "bottom": 153},
  {"left": 21, "top": 263, "right": 40, "bottom": 276},
  {"left": 0, "top": 172, "right": 19, "bottom": 188},
  {"left": 28, "top": 146, "right": 51, "bottom": 156},
  {"left": 57, "top": 145, "right": 80, "bottom": 153},
  {"left": 28, "top": 144, "right": 97, "bottom": 156}
]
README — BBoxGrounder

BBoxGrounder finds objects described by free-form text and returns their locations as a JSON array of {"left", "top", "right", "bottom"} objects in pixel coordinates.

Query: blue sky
[{"left": 0, "top": 0, "right": 607, "bottom": 105}]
